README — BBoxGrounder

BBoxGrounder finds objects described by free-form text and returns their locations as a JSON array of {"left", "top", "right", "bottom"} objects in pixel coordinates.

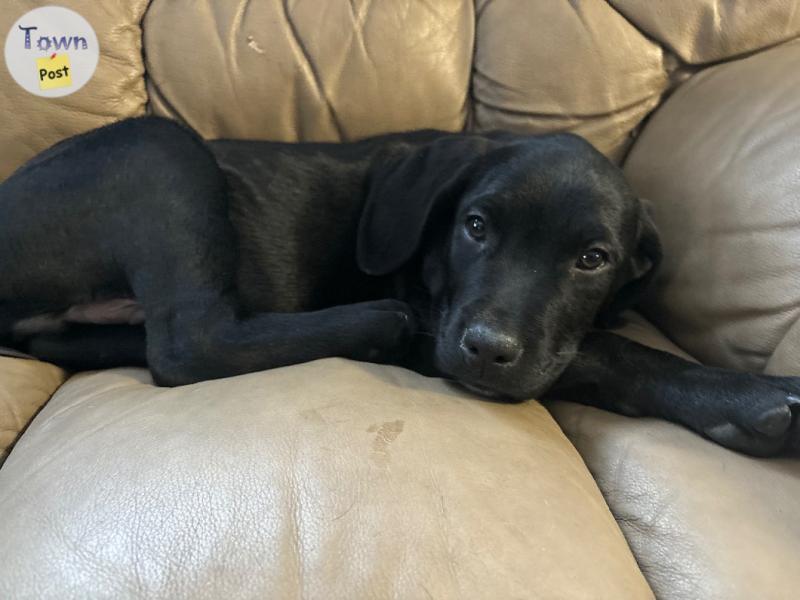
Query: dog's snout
[{"left": 460, "top": 324, "right": 522, "bottom": 368}]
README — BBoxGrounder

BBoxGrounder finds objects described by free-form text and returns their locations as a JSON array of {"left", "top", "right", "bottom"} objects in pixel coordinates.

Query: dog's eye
[
  {"left": 465, "top": 215, "right": 486, "bottom": 240},
  {"left": 576, "top": 248, "right": 608, "bottom": 270}
]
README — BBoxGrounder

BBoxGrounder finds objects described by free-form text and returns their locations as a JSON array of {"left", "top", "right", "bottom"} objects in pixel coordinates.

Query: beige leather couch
[{"left": 1, "top": 2, "right": 799, "bottom": 598}]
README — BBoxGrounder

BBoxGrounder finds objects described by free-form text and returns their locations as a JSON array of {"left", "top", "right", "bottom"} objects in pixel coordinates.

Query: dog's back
[{"left": 0, "top": 119, "right": 444, "bottom": 344}]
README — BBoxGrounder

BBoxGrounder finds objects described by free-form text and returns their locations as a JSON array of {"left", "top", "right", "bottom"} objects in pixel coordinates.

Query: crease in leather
[
  {"left": 471, "top": 91, "right": 665, "bottom": 121},
  {"left": 608, "top": 0, "right": 800, "bottom": 64},
  {"left": 144, "top": 0, "right": 472, "bottom": 141},
  {"left": 278, "top": 0, "right": 345, "bottom": 139}
]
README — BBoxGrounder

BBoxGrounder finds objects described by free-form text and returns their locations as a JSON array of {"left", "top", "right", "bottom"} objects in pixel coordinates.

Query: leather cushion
[
  {"left": 0, "top": 359, "right": 652, "bottom": 599},
  {"left": 624, "top": 41, "right": 800, "bottom": 373},
  {"left": 470, "top": 0, "right": 669, "bottom": 162},
  {"left": 608, "top": 0, "right": 800, "bottom": 64},
  {"left": 0, "top": 0, "right": 149, "bottom": 180},
  {"left": 0, "top": 356, "right": 66, "bottom": 466},
  {"left": 551, "top": 404, "right": 800, "bottom": 600},
  {"left": 550, "top": 315, "right": 800, "bottom": 598},
  {"left": 144, "top": 0, "right": 473, "bottom": 142}
]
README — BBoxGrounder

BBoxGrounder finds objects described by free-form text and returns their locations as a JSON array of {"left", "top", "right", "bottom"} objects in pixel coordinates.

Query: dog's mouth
[
  {"left": 458, "top": 380, "right": 518, "bottom": 402},
  {"left": 440, "top": 352, "right": 571, "bottom": 402},
  {"left": 460, "top": 380, "right": 502, "bottom": 397}
]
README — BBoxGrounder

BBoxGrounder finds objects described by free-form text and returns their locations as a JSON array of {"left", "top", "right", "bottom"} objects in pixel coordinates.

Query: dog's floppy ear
[
  {"left": 596, "top": 198, "right": 662, "bottom": 327},
  {"left": 357, "top": 136, "right": 488, "bottom": 275}
]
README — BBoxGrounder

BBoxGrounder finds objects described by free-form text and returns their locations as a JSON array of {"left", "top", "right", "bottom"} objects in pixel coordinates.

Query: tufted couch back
[
  {"left": 4, "top": 0, "right": 800, "bottom": 175},
  {"left": 2, "top": 0, "right": 800, "bottom": 375}
]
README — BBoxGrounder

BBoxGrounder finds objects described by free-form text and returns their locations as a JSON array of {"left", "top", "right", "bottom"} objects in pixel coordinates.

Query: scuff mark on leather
[
  {"left": 246, "top": 36, "right": 265, "bottom": 54},
  {"left": 367, "top": 419, "right": 404, "bottom": 465}
]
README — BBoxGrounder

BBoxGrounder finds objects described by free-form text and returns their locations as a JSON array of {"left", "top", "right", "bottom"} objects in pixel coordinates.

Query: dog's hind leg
[{"left": 24, "top": 324, "right": 147, "bottom": 371}]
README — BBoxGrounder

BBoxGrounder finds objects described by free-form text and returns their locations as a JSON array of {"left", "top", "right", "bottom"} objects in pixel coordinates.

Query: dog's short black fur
[{"left": 1, "top": 117, "right": 798, "bottom": 456}]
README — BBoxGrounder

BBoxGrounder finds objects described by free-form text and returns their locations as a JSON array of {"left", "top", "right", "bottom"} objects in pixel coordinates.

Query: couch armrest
[
  {"left": 0, "top": 356, "right": 66, "bottom": 466},
  {"left": 624, "top": 40, "right": 800, "bottom": 375}
]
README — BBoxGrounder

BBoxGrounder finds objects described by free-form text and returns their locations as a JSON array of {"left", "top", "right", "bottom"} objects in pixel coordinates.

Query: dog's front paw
[
  {"left": 700, "top": 373, "right": 800, "bottom": 457},
  {"left": 352, "top": 299, "right": 417, "bottom": 364}
]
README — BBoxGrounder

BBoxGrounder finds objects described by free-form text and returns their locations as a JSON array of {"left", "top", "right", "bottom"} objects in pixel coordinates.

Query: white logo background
[{"left": 4, "top": 6, "right": 99, "bottom": 98}]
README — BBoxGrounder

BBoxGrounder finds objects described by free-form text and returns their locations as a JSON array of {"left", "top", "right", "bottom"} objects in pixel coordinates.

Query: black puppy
[{"left": 0, "top": 117, "right": 797, "bottom": 456}]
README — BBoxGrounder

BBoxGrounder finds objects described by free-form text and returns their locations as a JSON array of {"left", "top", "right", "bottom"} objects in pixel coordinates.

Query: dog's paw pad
[
  {"left": 704, "top": 422, "right": 749, "bottom": 449},
  {"left": 703, "top": 421, "right": 785, "bottom": 457},
  {"left": 753, "top": 405, "right": 793, "bottom": 437},
  {"left": 698, "top": 375, "right": 800, "bottom": 456}
]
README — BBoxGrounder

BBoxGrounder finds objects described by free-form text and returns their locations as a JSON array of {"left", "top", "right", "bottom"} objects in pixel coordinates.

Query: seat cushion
[
  {"left": 0, "top": 356, "right": 66, "bottom": 466},
  {"left": 0, "top": 359, "right": 652, "bottom": 599},
  {"left": 551, "top": 403, "right": 800, "bottom": 600},
  {"left": 549, "top": 314, "right": 800, "bottom": 599}
]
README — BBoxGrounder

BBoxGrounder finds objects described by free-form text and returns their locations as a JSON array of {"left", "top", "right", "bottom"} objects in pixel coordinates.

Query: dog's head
[{"left": 358, "top": 132, "right": 661, "bottom": 400}]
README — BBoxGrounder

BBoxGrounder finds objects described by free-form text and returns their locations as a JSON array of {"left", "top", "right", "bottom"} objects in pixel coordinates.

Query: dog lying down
[{"left": 0, "top": 117, "right": 798, "bottom": 456}]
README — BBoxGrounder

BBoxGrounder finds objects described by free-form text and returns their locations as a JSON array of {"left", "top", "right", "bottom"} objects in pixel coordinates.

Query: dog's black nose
[{"left": 460, "top": 324, "right": 522, "bottom": 368}]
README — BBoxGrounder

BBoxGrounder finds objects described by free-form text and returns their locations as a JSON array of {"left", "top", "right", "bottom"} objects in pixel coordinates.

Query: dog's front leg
[
  {"left": 145, "top": 298, "right": 415, "bottom": 387},
  {"left": 547, "top": 331, "right": 800, "bottom": 456}
]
